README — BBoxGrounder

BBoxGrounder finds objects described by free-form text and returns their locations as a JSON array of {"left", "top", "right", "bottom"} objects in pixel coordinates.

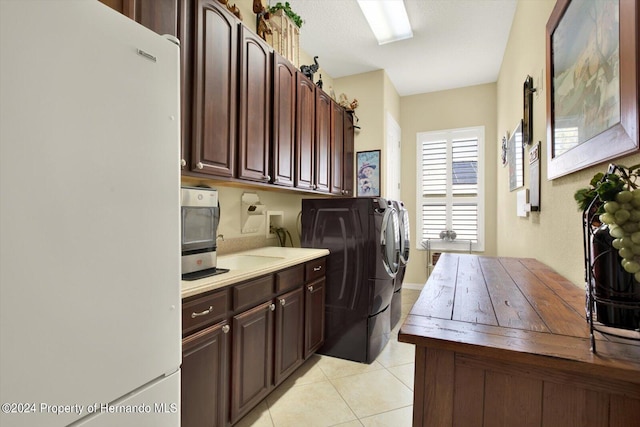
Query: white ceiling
[{"left": 286, "top": 0, "right": 518, "bottom": 96}]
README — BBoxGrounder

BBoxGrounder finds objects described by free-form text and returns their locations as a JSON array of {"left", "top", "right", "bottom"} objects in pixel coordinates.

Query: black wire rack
[{"left": 582, "top": 165, "right": 640, "bottom": 352}]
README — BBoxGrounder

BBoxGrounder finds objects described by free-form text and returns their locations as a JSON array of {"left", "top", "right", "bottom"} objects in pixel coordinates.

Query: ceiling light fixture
[{"left": 356, "top": 0, "right": 413, "bottom": 45}]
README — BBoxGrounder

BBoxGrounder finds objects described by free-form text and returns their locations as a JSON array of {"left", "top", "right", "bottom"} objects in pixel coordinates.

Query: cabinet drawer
[
  {"left": 305, "top": 258, "right": 326, "bottom": 281},
  {"left": 233, "top": 275, "right": 274, "bottom": 312},
  {"left": 276, "top": 265, "right": 304, "bottom": 294},
  {"left": 182, "top": 289, "right": 230, "bottom": 336}
]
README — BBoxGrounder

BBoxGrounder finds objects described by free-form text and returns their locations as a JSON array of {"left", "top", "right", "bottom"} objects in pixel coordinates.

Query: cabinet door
[
  {"left": 182, "top": 321, "right": 230, "bottom": 427},
  {"left": 274, "top": 287, "right": 304, "bottom": 386},
  {"left": 295, "top": 72, "right": 315, "bottom": 190},
  {"left": 191, "top": 0, "right": 237, "bottom": 177},
  {"left": 343, "top": 111, "right": 355, "bottom": 196},
  {"left": 304, "top": 277, "right": 326, "bottom": 358},
  {"left": 315, "top": 90, "right": 332, "bottom": 193},
  {"left": 330, "top": 101, "right": 344, "bottom": 195},
  {"left": 231, "top": 301, "right": 274, "bottom": 424},
  {"left": 237, "top": 26, "right": 271, "bottom": 182},
  {"left": 272, "top": 52, "right": 296, "bottom": 187}
]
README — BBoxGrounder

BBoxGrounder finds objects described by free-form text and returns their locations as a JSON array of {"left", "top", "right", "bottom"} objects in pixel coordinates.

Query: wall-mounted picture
[
  {"left": 508, "top": 121, "right": 524, "bottom": 191},
  {"left": 546, "top": 0, "right": 639, "bottom": 179},
  {"left": 356, "top": 150, "right": 380, "bottom": 197}
]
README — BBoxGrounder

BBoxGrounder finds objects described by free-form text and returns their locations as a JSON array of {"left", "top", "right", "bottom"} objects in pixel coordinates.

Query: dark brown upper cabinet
[
  {"left": 295, "top": 72, "right": 316, "bottom": 191},
  {"left": 315, "top": 90, "right": 332, "bottom": 193},
  {"left": 330, "top": 100, "right": 344, "bottom": 195},
  {"left": 271, "top": 52, "right": 297, "bottom": 187},
  {"left": 191, "top": 0, "right": 237, "bottom": 177},
  {"left": 237, "top": 26, "right": 272, "bottom": 183},
  {"left": 342, "top": 111, "right": 355, "bottom": 196}
]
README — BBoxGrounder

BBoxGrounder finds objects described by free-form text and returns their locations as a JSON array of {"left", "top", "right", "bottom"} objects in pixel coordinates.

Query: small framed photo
[{"left": 356, "top": 150, "right": 381, "bottom": 197}]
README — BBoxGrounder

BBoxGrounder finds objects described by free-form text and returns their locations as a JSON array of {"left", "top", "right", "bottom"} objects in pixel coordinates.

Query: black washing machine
[{"left": 301, "top": 197, "right": 401, "bottom": 363}]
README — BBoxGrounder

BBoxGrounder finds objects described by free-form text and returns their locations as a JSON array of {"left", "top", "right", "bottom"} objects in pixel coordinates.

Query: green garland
[{"left": 269, "top": 2, "right": 303, "bottom": 28}]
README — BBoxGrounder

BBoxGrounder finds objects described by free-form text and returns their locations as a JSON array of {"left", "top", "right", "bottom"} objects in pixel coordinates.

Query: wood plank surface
[
  {"left": 409, "top": 253, "right": 458, "bottom": 319},
  {"left": 478, "top": 257, "right": 549, "bottom": 332},
  {"left": 483, "top": 370, "right": 542, "bottom": 427},
  {"left": 400, "top": 315, "right": 640, "bottom": 386},
  {"left": 452, "top": 362, "right": 485, "bottom": 427},
  {"left": 498, "top": 257, "right": 586, "bottom": 336},
  {"left": 452, "top": 255, "right": 498, "bottom": 325},
  {"left": 542, "top": 382, "right": 609, "bottom": 427},
  {"left": 422, "top": 348, "right": 454, "bottom": 427}
]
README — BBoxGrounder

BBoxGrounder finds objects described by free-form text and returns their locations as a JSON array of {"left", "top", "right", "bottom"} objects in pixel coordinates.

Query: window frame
[{"left": 415, "top": 126, "right": 485, "bottom": 252}]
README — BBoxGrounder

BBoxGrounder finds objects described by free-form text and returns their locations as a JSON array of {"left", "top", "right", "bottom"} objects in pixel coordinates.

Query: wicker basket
[{"left": 266, "top": 9, "right": 299, "bottom": 68}]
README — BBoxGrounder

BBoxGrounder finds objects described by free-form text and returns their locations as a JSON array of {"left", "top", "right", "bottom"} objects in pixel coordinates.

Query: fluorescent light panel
[{"left": 357, "top": 0, "right": 413, "bottom": 45}]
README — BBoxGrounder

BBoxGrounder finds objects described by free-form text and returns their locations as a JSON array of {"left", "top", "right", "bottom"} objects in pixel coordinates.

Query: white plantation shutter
[{"left": 417, "top": 127, "right": 484, "bottom": 251}]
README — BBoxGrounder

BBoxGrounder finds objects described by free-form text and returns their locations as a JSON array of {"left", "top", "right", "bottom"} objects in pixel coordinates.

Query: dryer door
[
  {"left": 380, "top": 206, "right": 401, "bottom": 278},
  {"left": 399, "top": 206, "right": 410, "bottom": 265}
]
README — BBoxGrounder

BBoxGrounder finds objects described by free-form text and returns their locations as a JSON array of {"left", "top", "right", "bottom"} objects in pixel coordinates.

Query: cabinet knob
[
  {"left": 264, "top": 175, "right": 271, "bottom": 181},
  {"left": 280, "top": 298, "right": 286, "bottom": 306},
  {"left": 269, "top": 303, "right": 276, "bottom": 311},
  {"left": 196, "top": 162, "right": 204, "bottom": 170},
  {"left": 180, "top": 159, "right": 186, "bottom": 168},
  {"left": 308, "top": 285, "right": 314, "bottom": 292},
  {"left": 222, "top": 325, "right": 230, "bottom": 334},
  {"left": 313, "top": 185, "right": 317, "bottom": 190},
  {"left": 191, "top": 306, "right": 213, "bottom": 318}
]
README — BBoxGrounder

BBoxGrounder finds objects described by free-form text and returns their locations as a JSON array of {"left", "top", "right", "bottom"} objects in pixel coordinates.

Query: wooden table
[{"left": 399, "top": 253, "right": 640, "bottom": 427}]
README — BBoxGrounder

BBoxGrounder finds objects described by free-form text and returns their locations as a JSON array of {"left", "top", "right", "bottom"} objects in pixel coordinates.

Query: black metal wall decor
[{"left": 523, "top": 75, "right": 536, "bottom": 146}]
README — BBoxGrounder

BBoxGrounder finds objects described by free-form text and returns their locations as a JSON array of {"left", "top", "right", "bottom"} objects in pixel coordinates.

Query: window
[{"left": 416, "top": 126, "right": 484, "bottom": 251}]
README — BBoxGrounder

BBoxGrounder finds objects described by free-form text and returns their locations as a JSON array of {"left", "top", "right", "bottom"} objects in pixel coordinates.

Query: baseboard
[{"left": 402, "top": 282, "right": 424, "bottom": 290}]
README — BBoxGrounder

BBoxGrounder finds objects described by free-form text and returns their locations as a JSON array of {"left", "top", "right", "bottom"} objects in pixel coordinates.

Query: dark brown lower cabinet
[
  {"left": 274, "top": 287, "right": 305, "bottom": 386},
  {"left": 182, "top": 258, "right": 326, "bottom": 426},
  {"left": 304, "top": 277, "right": 326, "bottom": 358},
  {"left": 231, "top": 301, "right": 274, "bottom": 424},
  {"left": 181, "top": 321, "right": 230, "bottom": 427}
]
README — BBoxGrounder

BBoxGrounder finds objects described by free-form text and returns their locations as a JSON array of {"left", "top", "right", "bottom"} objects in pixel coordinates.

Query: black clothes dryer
[{"left": 301, "top": 197, "right": 401, "bottom": 363}]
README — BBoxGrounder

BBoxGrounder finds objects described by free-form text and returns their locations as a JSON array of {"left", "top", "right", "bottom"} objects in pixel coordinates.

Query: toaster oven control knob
[
  {"left": 222, "top": 325, "right": 230, "bottom": 334},
  {"left": 269, "top": 303, "right": 276, "bottom": 312},
  {"left": 196, "top": 162, "right": 204, "bottom": 170}
]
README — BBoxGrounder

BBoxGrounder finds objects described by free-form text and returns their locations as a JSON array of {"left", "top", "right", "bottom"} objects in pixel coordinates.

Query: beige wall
[
  {"left": 400, "top": 83, "right": 498, "bottom": 285},
  {"left": 188, "top": 0, "right": 636, "bottom": 290},
  {"left": 495, "top": 0, "right": 640, "bottom": 287}
]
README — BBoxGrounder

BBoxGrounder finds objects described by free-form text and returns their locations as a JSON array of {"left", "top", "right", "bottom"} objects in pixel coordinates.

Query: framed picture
[
  {"left": 523, "top": 75, "right": 535, "bottom": 146},
  {"left": 508, "top": 121, "right": 524, "bottom": 191},
  {"left": 356, "top": 150, "right": 380, "bottom": 197},
  {"left": 546, "top": 0, "right": 639, "bottom": 179}
]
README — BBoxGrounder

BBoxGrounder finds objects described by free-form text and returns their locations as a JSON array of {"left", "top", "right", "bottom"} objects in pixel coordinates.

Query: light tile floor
[{"left": 236, "top": 289, "right": 421, "bottom": 427}]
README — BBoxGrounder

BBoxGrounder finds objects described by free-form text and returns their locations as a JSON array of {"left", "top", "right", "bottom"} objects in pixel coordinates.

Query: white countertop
[{"left": 181, "top": 246, "right": 329, "bottom": 299}]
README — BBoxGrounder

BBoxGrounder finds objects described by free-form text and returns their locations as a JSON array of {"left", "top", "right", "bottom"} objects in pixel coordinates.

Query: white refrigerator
[{"left": 0, "top": 1, "right": 181, "bottom": 426}]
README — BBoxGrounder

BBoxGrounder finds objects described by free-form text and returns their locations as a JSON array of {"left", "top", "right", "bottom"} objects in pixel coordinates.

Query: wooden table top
[{"left": 398, "top": 253, "right": 640, "bottom": 385}]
